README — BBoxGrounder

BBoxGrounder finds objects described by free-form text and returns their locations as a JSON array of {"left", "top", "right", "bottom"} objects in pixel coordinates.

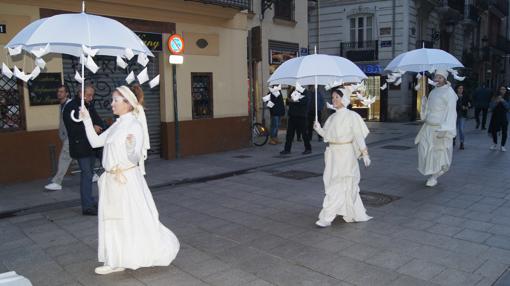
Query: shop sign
[
  {"left": 357, "top": 64, "right": 383, "bottom": 74},
  {"left": 381, "top": 41, "right": 392, "bottom": 48},
  {"left": 27, "top": 73, "right": 62, "bottom": 106},
  {"left": 300, "top": 47, "right": 309, "bottom": 56},
  {"left": 135, "top": 32, "right": 163, "bottom": 52},
  {"left": 270, "top": 49, "right": 298, "bottom": 65}
]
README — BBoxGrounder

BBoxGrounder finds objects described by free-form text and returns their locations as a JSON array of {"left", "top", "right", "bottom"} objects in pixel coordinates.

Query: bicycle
[{"left": 252, "top": 122, "right": 269, "bottom": 146}]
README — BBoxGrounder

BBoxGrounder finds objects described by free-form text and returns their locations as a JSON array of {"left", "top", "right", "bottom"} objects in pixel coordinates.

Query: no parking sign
[{"left": 167, "top": 34, "right": 184, "bottom": 55}]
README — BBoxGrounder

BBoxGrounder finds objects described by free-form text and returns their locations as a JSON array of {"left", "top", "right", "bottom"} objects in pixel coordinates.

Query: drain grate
[
  {"left": 273, "top": 170, "right": 322, "bottom": 180},
  {"left": 380, "top": 145, "right": 412, "bottom": 150},
  {"left": 360, "top": 191, "right": 400, "bottom": 207},
  {"left": 232, "top": 155, "right": 252, "bottom": 159}
]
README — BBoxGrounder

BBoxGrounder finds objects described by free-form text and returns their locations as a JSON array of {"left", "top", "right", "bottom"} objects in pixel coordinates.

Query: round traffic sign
[{"left": 167, "top": 34, "right": 184, "bottom": 55}]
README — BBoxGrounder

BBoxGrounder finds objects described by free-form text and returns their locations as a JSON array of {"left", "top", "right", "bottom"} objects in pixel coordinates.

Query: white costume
[
  {"left": 314, "top": 107, "right": 372, "bottom": 224},
  {"left": 83, "top": 87, "right": 179, "bottom": 271},
  {"left": 415, "top": 74, "right": 457, "bottom": 186}
]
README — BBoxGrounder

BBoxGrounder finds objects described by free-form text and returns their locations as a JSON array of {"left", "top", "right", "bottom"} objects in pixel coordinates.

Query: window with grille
[
  {"left": 274, "top": 0, "right": 294, "bottom": 21},
  {"left": 0, "top": 77, "right": 24, "bottom": 131},
  {"left": 191, "top": 73, "right": 213, "bottom": 119}
]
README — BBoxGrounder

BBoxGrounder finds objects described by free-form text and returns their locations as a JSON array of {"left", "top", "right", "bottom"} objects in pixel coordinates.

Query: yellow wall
[
  {"left": 0, "top": 3, "right": 64, "bottom": 132},
  {"left": 161, "top": 23, "right": 248, "bottom": 122},
  {"left": 0, "top": 1, "right": 248, "bottom": 129}
]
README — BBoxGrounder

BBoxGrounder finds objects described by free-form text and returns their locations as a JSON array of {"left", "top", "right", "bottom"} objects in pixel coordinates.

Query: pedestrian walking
[
  {"left": 472, "top": 84, "right": 492, "bottom": 129},
  {"left": 454, "top": 85, "right": 471, "bottom": 150},
  {"left": 63, "top": 85, "right": 104, "bottom": 215},
  {"left": 313, "top": 87, "right": 372, "bottom": 227},
  {"left": 267, "top": 85, "right": 285, "bottom": 145},
  {"left": 488, "top": 86, "right": 509, "bottom": 152},
  {"left": 415, "top": 69, "right": 457, "bottom": 187},
  {"left": 44, "top": 85, "right": 72, "bottom": 191},
  {"left": 80, "top": 85, "right": 179, "bottom": 275},
  {"left": 280, "top": 85, "right": 311, "bottom": 155}
]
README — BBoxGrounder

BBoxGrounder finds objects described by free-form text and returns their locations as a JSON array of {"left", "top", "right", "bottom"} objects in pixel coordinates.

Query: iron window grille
[{"left": 0, "top": 76, "right": 24, "bottom": 131}]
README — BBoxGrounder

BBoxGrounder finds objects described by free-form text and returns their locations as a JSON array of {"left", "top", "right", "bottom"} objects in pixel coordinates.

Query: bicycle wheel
[{"left": 252, "top": 122, "right": 269, "bottom": 146}]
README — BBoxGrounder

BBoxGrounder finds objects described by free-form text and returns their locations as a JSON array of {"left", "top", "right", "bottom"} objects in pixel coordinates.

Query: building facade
[
  {"left": 308, "top": 0, "right": 510, "bottom": 121},
  {"left": 247, "top": 0, "right": 309, "bottom": 124},
  {"left": 0, "top": 0, "right": 251, "bottom": 183}
]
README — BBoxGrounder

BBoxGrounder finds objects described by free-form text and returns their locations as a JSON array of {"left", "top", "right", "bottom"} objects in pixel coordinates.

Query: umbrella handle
[{"left": 70, "top": 110, "right": 83, "bottom": 123}]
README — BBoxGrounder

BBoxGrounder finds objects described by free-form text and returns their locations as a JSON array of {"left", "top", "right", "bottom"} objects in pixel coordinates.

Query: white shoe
[
  {"left": 315, "top": 220, "right": 331, "bottom": 228},
  {"left": 490, "top": 144, "right": 498, "bottom": 150},
  {"left": 92, "top": 174, "right": 100, "bottom": 183},
  {"left": 44, "top": 182, "right": 62, "bottom": 191},
  {"left": 94, "top": 266, "right": 125, "bottom": 275},
  {"left": 501, "top": 146, "right": 507, "bottom": 152},
  {"left": 425, "top": 177, "right": 438, "bottom": 187}
]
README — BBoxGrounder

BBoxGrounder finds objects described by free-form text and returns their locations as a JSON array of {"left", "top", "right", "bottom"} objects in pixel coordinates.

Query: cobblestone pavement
[{"left": 1, "top": 120, "right": 509, "bottom": 286}]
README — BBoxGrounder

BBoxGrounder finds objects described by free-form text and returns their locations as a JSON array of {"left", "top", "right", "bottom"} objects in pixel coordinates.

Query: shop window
[
  {"left": 274, "top": 0, "right": 294, "bottom": 21},
  {"left": 191, "top": 73, "right": 213, "bottom": 119},
  {"left": 0, "top": 77, "right": 24, "bottom": 131}
]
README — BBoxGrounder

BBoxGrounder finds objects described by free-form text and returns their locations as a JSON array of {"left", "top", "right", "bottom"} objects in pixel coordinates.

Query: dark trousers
[
  {"left": 77, "top": 156, "right": 96, "bottom": 211},
  {"left": 475, "top": 107, "right": 488, "bottom": 128},
  {"left": 492, "top": 126, "right": 508, "bottom": 146},
  {"left": 307, "top": 112, "right": 322, "bottom": 141},
  {"left": 284, "top": 116, "right": 311, "bottom": 152}
]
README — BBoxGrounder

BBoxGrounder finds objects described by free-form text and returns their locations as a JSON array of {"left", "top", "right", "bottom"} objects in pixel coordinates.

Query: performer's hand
[
  {"left": 313, "top": 121, "right": 322, "bottom": 131},
  {"left": 362, "top": 154, "right": 371, "bottom": 167},
  {"left": 126, "top": 134, "right": 136, "bottom": 149},
  {"left": 436, "top": 131, "right": 446, "bottom": 138},
  {"left": 79, "top": 106, "right": 90, "bottom": 120},
  {"left": 93, "top": 125, "right": 102, "bottom": 134}
]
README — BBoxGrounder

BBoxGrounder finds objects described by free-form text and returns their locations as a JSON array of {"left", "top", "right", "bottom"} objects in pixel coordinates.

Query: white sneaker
[
  {"left": 501, "top": 146, "right": 507, "bottom": 152},
  {"left": 92, "top": 174, "right": 100, "bottom": 183},
  {"left": 44, "top": 182, "right": 62, "bottom": 191},
  {"left": 425, "top": 177, "right": 438, "bottom": 187},
  {"left": 490, "top": 144, "right": 498, "bottom": 150},
  {"left": 94, "top": 266, "right": 125, "bottom": 275},
  {"left": 315, "top": 220, "right": 331, "bottom": 228}
]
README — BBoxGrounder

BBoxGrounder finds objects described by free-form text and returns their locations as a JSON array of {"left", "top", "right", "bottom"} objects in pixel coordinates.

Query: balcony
[
  {"left": 185, "top": 0, "right": 251, "bottom": 10},
  {"left": 340, "top": 40, "right": 379, "bottom": 62}
]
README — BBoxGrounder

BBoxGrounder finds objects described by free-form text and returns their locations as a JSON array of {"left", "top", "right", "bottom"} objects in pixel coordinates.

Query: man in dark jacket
[
  {"left": 280, "top": 87, "right": 311, "bottom": 155},
  {"left": 472, "top": 85, "right": 492, "bottom": 129},
  {"left": 63, "top": 85, "right": 104, "bottom": 215},
  {"left": 306, "top": 86, "right": 325, "bottom": 142},
  {"left": 268, "top": 87, "right": 285, "bottom": 145}
]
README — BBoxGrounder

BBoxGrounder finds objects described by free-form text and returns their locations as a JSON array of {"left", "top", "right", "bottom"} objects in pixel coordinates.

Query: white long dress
[
  {"left": 83, "top": 112, "right": 179, "bottom": 270},
  {"left": 315, "top": 108, "right": 372, "bottom": 223},
  {"left": 415, "top": 84, "right": 457, "bottom": 176}
]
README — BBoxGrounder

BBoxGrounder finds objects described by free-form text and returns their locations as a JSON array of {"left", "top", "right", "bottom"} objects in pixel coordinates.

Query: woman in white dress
[
  {"left": 80, "top": 85, "right": 179, "bottom": 275},
  {"left": 313, "top": 87, "right": 372, "bottom": 227}
]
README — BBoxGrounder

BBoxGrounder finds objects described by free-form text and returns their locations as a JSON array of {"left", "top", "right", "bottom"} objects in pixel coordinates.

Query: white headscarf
[{"left": 116, "top": 85, "right": 150, "bottom": 175}]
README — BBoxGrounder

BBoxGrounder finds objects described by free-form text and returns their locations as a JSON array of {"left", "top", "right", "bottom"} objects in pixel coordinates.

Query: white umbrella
[
  {"left": 268, "top": 53, "right": 367, "bottom": 122},
  {"left": 384, "top": 48, "right": 464, "bottom": 73},
  {"left": 384, "top": 47, "right": 464, "bottom": 99},
  {"left": 4, "top": 1, "right": 153, "bottom": 121}
]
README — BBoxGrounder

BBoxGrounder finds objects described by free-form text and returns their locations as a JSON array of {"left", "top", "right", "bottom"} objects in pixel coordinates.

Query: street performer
[{"left": 415, "top": 69, "right": 457, "bottom": 187}]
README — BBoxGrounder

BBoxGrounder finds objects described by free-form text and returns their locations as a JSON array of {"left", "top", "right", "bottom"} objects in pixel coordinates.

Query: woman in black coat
[
  {"left": 488, "top": 86, "right": 509, "bottom": 152},
  {"left": 268, "top": 87, "right": 285, "bottom": 145}
]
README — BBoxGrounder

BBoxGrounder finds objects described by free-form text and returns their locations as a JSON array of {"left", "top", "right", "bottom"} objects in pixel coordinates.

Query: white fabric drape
[
  {"left": 315, "top": 108, "right": 372, "bottom": 223},
  {"left": 84, "top": 112, "right": 179, "bottom": 270}
]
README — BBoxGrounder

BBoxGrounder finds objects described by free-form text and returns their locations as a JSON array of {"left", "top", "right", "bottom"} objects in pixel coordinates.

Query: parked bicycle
[{"left": 252, "top": 122, "right": 269, "bottom": 146}]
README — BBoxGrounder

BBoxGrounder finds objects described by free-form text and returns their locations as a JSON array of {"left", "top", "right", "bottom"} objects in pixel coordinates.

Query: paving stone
[
  {"left": 365, "top": 250, "right": 414, "bottom": 270},
  {"left": 454, "top": 229, "right": 492, "bottom": 243},
  {"left": 427, "top": 223, "right": 463, "bottom": 236},
  {"left": 475, "top": 260, "right": 510, "bottom": 279},
  {"left": 204, "top": 268, "right": 259, "bottom": 286},
  {"left": 431, "top": 268, "right": 484, "bottom": 286},
  {"left": 485, "top": 235, "right": 510, "bottom": 250},
  {"left": 396, "top": 259, "right": 446, "bottom": 281},
  {"left": 390, "top": 275, "right": 441, "bottom": 286}
]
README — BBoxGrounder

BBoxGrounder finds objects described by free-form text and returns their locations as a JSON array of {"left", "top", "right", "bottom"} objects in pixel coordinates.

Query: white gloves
[
  {"left": 313, "top": 121, "right": 322, "bottom": 131},
  {"left": 436, "top": 130, "right": 447, "bottom": 139},
  {"left": 362, "top": 154, "right": 371, "bottom": 167},
  {"left": 79, "top": 106, "right": 90, "bottom": 120}
]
